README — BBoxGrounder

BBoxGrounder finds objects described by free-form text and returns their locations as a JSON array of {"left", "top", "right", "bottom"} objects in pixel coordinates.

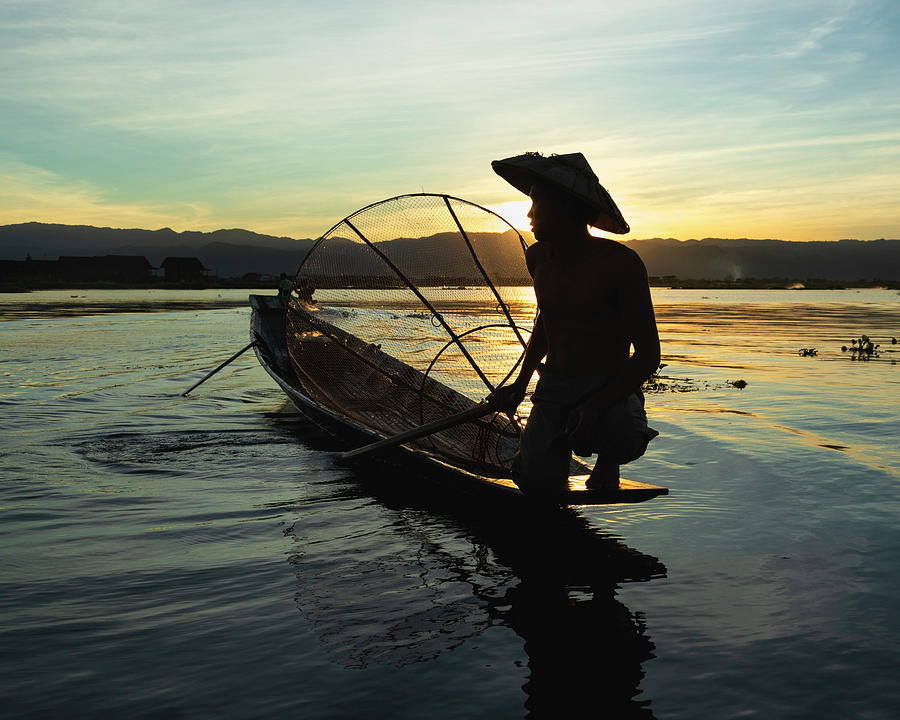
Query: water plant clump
[
  {"left": 798, "top": 348, "right": 818, "bottom": 356},
  {"left": 643, "top": 363, "right": 707, "bottom": 393},
  {"left": 841, "top": 335, "right": 880, "bottom": 360}
]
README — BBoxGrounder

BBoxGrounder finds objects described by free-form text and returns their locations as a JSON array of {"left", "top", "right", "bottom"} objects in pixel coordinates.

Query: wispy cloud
[
  {"left": 776, "top": 0, "right": 864, "bottom": 60},
  {"left": 0, "top": 0, "right": 897, "bottom": 240},
  {"left": 0, "top": 156, "right": 212, "bottom": 230}
]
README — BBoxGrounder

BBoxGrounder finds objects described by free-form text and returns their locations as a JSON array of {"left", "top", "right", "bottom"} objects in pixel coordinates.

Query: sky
[{"left": 1, "top": 0, "right": 898, "bottom": 242}]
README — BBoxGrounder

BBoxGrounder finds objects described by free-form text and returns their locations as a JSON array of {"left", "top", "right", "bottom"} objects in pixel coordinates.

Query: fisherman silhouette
[
  {"left": 277, "top": 273, "right": 293, "bottom": 305},
  {"left": 489, "top": 152, "right": 660, "bottom": 495}
]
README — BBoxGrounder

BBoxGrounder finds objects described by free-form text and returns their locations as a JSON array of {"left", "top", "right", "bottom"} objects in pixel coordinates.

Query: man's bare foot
[{"left": 586, "top": 463, "right": 619, "bottom": 491}]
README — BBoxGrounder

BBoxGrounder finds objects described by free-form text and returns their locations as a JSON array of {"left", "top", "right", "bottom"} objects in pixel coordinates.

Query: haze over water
[{"left": 1, "top": 288, "right": 898, "bottom": 718}]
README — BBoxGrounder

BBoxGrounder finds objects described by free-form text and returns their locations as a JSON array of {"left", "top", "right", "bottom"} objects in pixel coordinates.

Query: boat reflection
[{"left": 276, "top": 413, "right": 665, "bottom": 718}]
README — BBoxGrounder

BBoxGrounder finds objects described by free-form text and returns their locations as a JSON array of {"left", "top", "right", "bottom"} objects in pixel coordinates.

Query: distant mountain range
[
  {"left": 1, "top": 222, "right": 898, "bottom": 281},
  {"left": 0, "top": 223, "right": 315, "bottom": 278},
  {"left": 627, "top": 236, "right": 900, "bottom": 282}
]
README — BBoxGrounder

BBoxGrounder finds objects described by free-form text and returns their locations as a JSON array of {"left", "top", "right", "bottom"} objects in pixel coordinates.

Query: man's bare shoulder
[
  {"left": 524, "top": 241, "right": 552, "bottom": 275},
  {"left": 525, "top": 242, "right": 552, "bottom": 261},
  {"left": 588, "top": 237, "right": 647, "bottom": 274}
]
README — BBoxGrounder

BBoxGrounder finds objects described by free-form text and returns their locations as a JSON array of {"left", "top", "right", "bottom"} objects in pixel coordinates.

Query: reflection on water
[
  {"left": 281, "top": 422, "right": 664, "bottom": 716},
  {"left": 1, "top": 289, "right": 899, "bottom": 718}
]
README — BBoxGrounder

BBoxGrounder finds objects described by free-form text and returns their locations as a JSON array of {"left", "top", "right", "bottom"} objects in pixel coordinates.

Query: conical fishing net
[{"left": 284, "top": 194, "right": 537, "bottom": 475}]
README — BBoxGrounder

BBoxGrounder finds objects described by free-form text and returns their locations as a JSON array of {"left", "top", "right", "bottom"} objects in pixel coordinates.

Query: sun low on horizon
[
  {"left": 1, "top": 1, "right": 899, "bottom": 244},
  {"left": 487, "top": 201, "right": 533, "bottom": 234}
]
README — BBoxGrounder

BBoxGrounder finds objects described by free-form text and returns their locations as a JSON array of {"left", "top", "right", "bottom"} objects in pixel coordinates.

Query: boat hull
[{"left": 249, "top": 294, "right": 668, "bottom": 506}]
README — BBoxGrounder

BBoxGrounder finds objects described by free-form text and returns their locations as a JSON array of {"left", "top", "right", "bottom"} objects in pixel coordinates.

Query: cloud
[
  {"left": 0, "top": 157, "right": 211, "bottom": 230},
  {"left": 775, "top": 0, "right": 864, "bottom": 61},
  {"left": 0, "top": 155, "right": 364, "bottom": 236},
  {"left": 627, "top": 130, "right": 900, "bottom": 169},
  {"left": 1, "top": 0, "right": 897, "bottom": 241}
]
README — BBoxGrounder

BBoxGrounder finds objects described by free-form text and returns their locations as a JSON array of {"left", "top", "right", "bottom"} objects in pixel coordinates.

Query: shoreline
[{"left": 1, "top": 278, "right": 898, "bottom": 293}]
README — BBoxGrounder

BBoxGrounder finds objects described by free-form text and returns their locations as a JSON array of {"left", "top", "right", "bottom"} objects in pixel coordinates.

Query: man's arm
[
  {"left": 489, "top": 242, "right": 551, "bottom": 413},
  {"left": 490, "top": 312, "right": 547, "bottom": 414},
  {"left": 566, "top": 252, "right": 660, "bottom": 439},
  {"left": 613, "top": 250, "right": 661, "bottom": 396}
]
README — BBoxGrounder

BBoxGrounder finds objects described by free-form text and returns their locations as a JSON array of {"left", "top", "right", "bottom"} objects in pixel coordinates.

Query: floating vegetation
[
  {"left": 642, "top": 363, "right": 734, "bottom": 393},
  {"left": 841, "top": 335, "right": 881, "bottom": 360},
  {"left": 798, "top": 348, "right": 818, "bottom": 357},
  {"left": 641, "top": 364, "right": 756, "bottom": 394},
  {"left": 643, "top": 375, "right": 705, "bottom": 393}
]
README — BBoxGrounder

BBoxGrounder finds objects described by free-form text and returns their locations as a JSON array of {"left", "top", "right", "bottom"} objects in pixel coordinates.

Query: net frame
[
  {"left": 284, "top": 193, "right": 536, "bottom": 474},
  {"left": 296, "top": 194, "right": 530, "bottom": 388}
]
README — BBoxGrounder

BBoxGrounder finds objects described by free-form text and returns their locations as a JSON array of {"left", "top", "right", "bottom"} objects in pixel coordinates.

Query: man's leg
[
  {"left": 512, "top": 398, "right": 571, "bottom": 496},
  {"left": 586, "top": 461, "right": 619, "bottom": 491},
  {"left": 586, "top": 392, "right": 658, "bottom": 490}
]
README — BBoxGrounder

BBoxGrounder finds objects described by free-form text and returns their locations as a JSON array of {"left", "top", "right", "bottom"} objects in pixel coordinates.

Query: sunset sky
[{"left": 1, "top": 0, "right": 898, "bottom": 242}]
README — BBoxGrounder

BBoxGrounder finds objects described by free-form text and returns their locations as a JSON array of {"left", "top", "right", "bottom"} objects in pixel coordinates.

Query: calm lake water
[{"left": 1, "top": 288, "right": 898, "bottom": 719}]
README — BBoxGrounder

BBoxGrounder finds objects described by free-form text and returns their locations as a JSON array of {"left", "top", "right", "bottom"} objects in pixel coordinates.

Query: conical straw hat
[{"left": 491, "top": 152, "right": 629, "bottom": 234}]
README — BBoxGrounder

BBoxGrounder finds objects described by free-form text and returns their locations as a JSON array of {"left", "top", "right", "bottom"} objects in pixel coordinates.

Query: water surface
[{"left": 1, "top": 288, "right": 898, "bottom": 718}]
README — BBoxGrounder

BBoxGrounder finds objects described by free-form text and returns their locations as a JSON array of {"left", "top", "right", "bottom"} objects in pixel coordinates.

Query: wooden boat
[
  {"left": 249, "top": 193, "right": 667, "bottom": 506},
  {"left": 250, "top": 293, "right": 668, "bottom": 506}
]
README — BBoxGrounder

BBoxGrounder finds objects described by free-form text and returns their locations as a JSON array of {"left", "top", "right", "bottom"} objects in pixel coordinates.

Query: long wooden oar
[
  {"left": 181, "top": 342, "right": 256, "bottom": 396},
  {"left": 340, "top": 401, "right": 497, "bottom": 461}
]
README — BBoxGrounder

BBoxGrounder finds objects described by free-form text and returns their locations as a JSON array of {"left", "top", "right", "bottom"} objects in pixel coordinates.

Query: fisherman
[
  {"left": 277, "top": 273, "right": 293, "bottom": 305},
  {"left": 489, "top": 152, "right": 660, "bottom": 495}
]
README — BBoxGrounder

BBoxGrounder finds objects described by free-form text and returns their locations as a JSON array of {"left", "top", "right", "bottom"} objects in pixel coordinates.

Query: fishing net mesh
[{"left": 285, "top": 194, "right": 537, "bottom": 475}]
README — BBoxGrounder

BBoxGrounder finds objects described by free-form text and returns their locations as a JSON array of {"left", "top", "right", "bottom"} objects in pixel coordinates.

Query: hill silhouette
[
  {"left": 626, "top": 237, "right": 899, "bottom": 282},
  {"left": 0, "top": 222, "right": 315, "bottom": 277},
  {"left": 1, "top": 222, "right": 897, "bottom": 282}
]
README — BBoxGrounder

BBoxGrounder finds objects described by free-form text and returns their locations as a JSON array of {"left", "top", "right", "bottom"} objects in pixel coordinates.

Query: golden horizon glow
[
  {"left": 1, "top": 2, "right": 898, "bottom": 244},
  {"left": 488, "top": 201, "right": 533, "bottom": 233}
]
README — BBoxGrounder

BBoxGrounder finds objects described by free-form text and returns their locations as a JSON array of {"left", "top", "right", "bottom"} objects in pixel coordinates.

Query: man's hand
[{"left": 489, "top": 379, "right": 529, "bottom": 416}]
